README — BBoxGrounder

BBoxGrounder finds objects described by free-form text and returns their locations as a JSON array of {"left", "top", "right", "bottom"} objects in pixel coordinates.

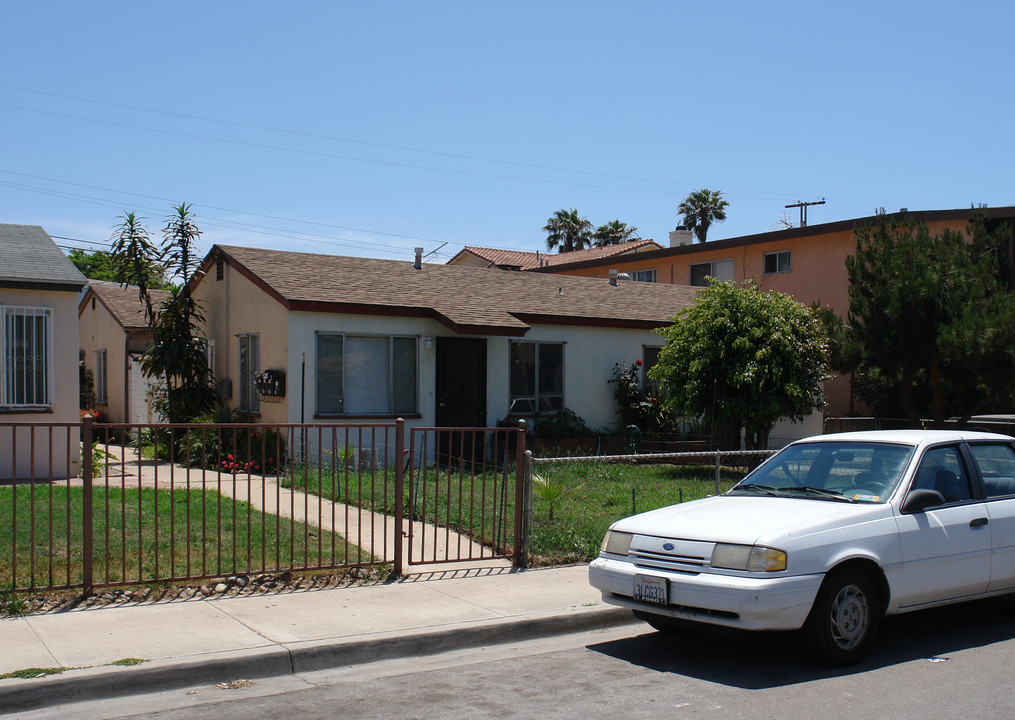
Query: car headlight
[
  {"left": 600, "top": 530, "right": 633, "bottom": 556},
  {"left": 710, "top": 543, "right": 787, "bottom": 572}
]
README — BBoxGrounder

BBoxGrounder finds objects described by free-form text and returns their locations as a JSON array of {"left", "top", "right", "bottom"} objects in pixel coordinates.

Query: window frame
[
  {"left": 764, "top": 250, "right": 792, "bottom": 275},
  {"left": 1, "top": 305, "right": 52, "bottom": 411},
  {"left": 315, "top": 332, "right": 419, "bottom": 417},
  {"left": 237, "top": 332, "right": 260, "bottom": 414},
  {"left": 95, "top": 349, "right": 108, "bottom": 405},
  {"left": 630, "top": 269, "right": 656, "bottom": 283},
  {"left": 689, "top": 258, "right": 734, "bottom": 287},
  {"left": 508, "top": 340, "right": 564, "bottom": 416}
]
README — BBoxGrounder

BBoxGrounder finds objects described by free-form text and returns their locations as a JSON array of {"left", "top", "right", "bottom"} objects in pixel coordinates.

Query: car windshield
[{"left": 730, "top": 441, "right": 913, "bottom": 503}]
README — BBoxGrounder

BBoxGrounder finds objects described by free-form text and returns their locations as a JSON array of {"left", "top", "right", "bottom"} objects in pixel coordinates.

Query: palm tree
[
  {"left": 593, "top": 220, "right": 640, "bottom": 248},
  {"left": 677, "top": 188, "right": 729, "bottom": 243},
  {"left": 543, "top": 209, "right": 594, "bottom": 253}
]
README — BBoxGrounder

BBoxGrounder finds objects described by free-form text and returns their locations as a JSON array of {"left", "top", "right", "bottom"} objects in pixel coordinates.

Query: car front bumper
[{"left": 588, "top": 556, "right": 824, "bottom": 631}]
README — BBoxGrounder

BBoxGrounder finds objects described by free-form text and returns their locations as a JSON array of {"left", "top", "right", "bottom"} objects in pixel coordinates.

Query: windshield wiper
[
  {"left": 779, "top": 486, "right": 853, "bottom": 502},
  {"left": 733, "top": 483, "right": 779, "bottom": 495}
]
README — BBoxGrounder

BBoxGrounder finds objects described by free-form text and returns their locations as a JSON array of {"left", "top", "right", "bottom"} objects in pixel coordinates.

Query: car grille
[{"left": 630, "top": 547, "right": 709, "bottom": 574}]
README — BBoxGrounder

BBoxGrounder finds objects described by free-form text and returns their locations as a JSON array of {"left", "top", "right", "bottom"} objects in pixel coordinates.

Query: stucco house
[
  {"left": 447, "top": 239, "right": 661, "bottom": 273},
  {"left": 535, "top": 207, "right": 1015, "bottom": 417},
  {"left": 190, "top": 245, "right": 707, "bottom": 455},
  {"left": 0, "top": 224, "right": 87, "bottom": 479},
  {"left": 78, "top": 282, "right": 170, "bottom": 424}
]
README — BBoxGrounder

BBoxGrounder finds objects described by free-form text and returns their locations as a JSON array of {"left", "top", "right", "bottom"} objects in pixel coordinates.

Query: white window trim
[
  {"left": 763, "top": 250, "right": 792, "bottom": 275},
  {"left": 0, "top": 305, "right": 53, "bottom": 410},
  {"left": 689, "top": 258, "right": 735, "bottom": 286},
  {"left": 315, "top": 332, "right": 419, "bottom": 417}
]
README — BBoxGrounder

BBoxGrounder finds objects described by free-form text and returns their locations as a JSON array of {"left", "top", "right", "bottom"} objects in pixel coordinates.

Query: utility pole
[{"left": 785, "top": 198, "right": 826, "bottom": 227}]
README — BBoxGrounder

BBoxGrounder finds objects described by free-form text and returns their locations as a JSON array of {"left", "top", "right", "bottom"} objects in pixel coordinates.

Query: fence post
[
  {"left": 522, "top": 450, "right": 533, "bottom": 569},
  {"left": 81, "top": 415, "right": 94, "bottom": 595},
  {"left": 714, "top": 451, "right": 721, "bottom": 497},
  {"left": 393, "top": 418, "right": 405, "bottom": 577},
  {"left": 513, "top": 420, "right": 527, "bottom": 567}
]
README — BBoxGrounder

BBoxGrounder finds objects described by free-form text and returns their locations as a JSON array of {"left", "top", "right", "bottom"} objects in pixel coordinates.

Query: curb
[{"left": 0, "top": 606, "right": 637, "bottom": 713}]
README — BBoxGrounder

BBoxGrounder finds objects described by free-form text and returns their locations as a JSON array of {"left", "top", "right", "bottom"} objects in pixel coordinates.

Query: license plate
[{"left": 634, "top": 574, "right": 668, "bottom": 605}]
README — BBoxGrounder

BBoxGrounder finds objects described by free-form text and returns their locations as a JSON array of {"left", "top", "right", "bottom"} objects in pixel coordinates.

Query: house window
[
  {"left": 95, "top": 349, "right": 108, "bottom": 405},
  {"left": 764, "top": 250, "right": 792, "bottom": 275},
  {"left": 238, "top": 333, "right": 260, "bottom": 413},
  {"left": 642, "top": 346, "right": 662, "bottom": 394},
  {"left": 1, "top": 306, "right": 51, "bottom": 409},
  {"left": 689, "top": 259, "right": 734, "bottom": 286},
  {"left": 205, "top": 338, "right": 216, "bottom": 381},
  {"left": 316, "top": 334, "right": 418, "bottom": 416},
  {"left": 630, "top": 269, "right": 656, "bottom": 283},
  {"left": 509, "top": 341, "right": 563, "bottom": 415}
]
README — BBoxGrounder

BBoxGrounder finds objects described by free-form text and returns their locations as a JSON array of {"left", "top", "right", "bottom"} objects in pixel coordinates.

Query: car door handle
[{"left": 970, "top": 517, "right": 989, "bottom": 528}]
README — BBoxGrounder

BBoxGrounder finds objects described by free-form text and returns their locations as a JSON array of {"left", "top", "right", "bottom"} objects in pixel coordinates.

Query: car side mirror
[{"left": 902, "top": 488, "right": 946, "bottom": 513}]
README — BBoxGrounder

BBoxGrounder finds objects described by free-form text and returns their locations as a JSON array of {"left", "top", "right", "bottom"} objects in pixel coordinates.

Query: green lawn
[
  {"left": 1, "top": 484, "right": 374, "bottom": 592},
  {"left": 280, "top": 458, "right": 754, "bottom": 566}
]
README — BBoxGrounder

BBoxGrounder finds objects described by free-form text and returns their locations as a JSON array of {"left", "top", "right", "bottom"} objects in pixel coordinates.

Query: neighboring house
[
  {"left": 0, "top": 225, "right": 87, "bottom": 479},
  {"left": 78, "top": 283, "right": 171, "bottom": 424},
  {"left": 447, "top": 239, "right": 662, "bottom": 274},
  {"left": 535, "top": 207, "right": 1015, "bottom": 417},
  {"left": 190, "top": 244, "right": 705, "bottom": 456}
]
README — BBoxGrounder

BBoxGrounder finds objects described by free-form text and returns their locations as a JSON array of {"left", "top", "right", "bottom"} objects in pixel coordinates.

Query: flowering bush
[{"left": 608, "top": 360, "right": 671, "bottom": 433}]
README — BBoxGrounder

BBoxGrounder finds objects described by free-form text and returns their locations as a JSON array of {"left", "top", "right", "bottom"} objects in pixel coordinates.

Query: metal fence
[{"left": 2, "top": 418, "right": 527, "bottom": 594}]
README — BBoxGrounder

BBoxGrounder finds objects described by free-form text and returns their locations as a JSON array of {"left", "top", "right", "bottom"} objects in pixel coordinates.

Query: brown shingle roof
[
  {"left": 81, "top": 284, "right": 171, "bottom": 332},
  {"left": 209, "top": 245, "right": 698, "bottom": 336},
  {"left": 449, "top": 239, "right": 662, "bottom": 271}
]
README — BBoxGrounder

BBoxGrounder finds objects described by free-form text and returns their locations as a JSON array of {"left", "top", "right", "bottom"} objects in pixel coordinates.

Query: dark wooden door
[{"left": 435, "top": 337, "right": 487, "bottom": 461}]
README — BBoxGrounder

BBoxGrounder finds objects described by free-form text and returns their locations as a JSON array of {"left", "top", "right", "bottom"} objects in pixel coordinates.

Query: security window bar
[
  {"left": 509, "top": 341, "right": 564, "bottom": 415},
  {"left": 764, "top": 250, "right": 792, "bottom": 275},
  {"left": 316, "top": 333, "right": 418, "bottom": 416},
  {"left": 689, "top": 259, "right": 734, "bottom": 287},
  {"left": 1, "top": 306, "right": 51, "bottom": 409}
]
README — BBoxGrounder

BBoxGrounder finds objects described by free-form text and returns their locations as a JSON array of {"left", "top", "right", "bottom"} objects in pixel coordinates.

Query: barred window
[{"left": 1, "top": 306, "right": 51, "bottom": 409}]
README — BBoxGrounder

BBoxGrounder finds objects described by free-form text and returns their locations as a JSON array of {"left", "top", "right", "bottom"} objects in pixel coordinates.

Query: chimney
[
  {"left": 413, "top": 247, "right": 423, "bottom": 269},
  {"left": 609, "top": 268, "right": 619, "bottom": 286},
  {"left": 669, "top": 228, "right": 693, "bottom": 247}
]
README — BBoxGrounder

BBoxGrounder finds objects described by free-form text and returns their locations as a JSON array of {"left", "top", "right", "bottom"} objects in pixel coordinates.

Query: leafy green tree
[
  {"left": 69, "top": 248, "right": 172, "bottom": 289},
  {"left": 650, "top": 281, "right": 830, "bottom": 449},
  {"left": 543, "top": 208, "right": 593, "bottom": 253},
  {"left": 846, "top": 213, "right": 1015, "bottom": 425},
  {"left": 593, "top": 220, "right": 639, "bottom": 248},
  {"left": 677, "top": 188, "right": 729, "bottom": 244},
  {"left": 109, "top": 204, "right": 216, "bottom": 423}
]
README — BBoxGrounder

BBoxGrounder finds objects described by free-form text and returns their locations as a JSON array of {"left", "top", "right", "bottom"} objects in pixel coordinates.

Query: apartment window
[
  {"left": 630, "top": 269, "right": 656, "bottom": 283},
  {"left": 238, "top": 333, "right": 260, "bottom": 413},
  {"left": 689, "top": 259, "right": 734, "bottom": 287},
  {"left": 509, "top": 341, "right": 563, "bottom": 415},
  {"left": 1, "top": 306, "right": 51, "bottom": 409},
  {"left": 764, "top": 250, "right": 792, "bottom": 275},
  {"left": 316, "top": 334, "right": 418, "bottom": 416},
  {"left": 95, "top": 349, "right": 108, "bottom": 405}
]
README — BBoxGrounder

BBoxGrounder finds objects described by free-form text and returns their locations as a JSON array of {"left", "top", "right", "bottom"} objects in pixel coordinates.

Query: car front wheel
[{"left": 804, "top": 568, "right": 881, "bottom": 666}]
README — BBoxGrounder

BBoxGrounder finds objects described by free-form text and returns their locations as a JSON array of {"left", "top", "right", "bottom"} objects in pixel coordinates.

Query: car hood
[{"left": 611, "top": 495, "right": 890, "bottom": 547}]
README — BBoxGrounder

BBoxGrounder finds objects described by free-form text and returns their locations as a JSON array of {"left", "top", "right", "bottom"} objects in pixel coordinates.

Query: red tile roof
[{"left": 448, "top": 239, "right": 662, "bottom": 271}]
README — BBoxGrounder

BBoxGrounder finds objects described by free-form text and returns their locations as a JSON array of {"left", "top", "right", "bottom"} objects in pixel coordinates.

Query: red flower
[{"left": 635, "top": 359, "right": 643, "bottom": 366}]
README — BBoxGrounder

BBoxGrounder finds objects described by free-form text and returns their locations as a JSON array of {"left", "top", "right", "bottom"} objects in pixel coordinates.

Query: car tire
[{"left": 804, "top": 568, "right": 881, "bottom": 666}]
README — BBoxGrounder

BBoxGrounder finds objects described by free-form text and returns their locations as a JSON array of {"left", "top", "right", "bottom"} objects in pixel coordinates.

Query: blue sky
[{"left": 2, "top": 2, "right": 1013, "bottom": 263}]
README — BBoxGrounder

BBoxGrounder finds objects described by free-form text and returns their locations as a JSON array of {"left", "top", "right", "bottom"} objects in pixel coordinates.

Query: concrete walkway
[{"left": 0, "top": 565, "right": 635, "bottom": 714}]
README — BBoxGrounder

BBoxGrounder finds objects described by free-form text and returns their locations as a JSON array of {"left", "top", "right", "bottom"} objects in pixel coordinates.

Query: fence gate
[{"left": 402, "top": 425, "right": 526, "bottom": 569}]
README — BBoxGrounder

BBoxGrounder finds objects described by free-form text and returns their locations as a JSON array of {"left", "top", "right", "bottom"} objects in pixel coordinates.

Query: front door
[{"left": 435, "top": 337, "right": 487, "bottom": 461}]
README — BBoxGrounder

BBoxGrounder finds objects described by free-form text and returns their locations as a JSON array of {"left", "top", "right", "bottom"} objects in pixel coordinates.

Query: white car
[{"left": 589, "top": 430, "right": 1015, "bottom": 665}]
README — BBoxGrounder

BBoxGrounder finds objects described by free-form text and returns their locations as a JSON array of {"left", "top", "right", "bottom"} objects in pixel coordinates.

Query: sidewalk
[{"left": 0, "top": 564, "right": 636, "bottom": 713}]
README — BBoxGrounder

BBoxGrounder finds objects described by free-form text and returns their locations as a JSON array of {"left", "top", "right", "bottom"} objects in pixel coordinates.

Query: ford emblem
[{"left": 662, "top": 543, "right": 675, "bottom": 551}]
